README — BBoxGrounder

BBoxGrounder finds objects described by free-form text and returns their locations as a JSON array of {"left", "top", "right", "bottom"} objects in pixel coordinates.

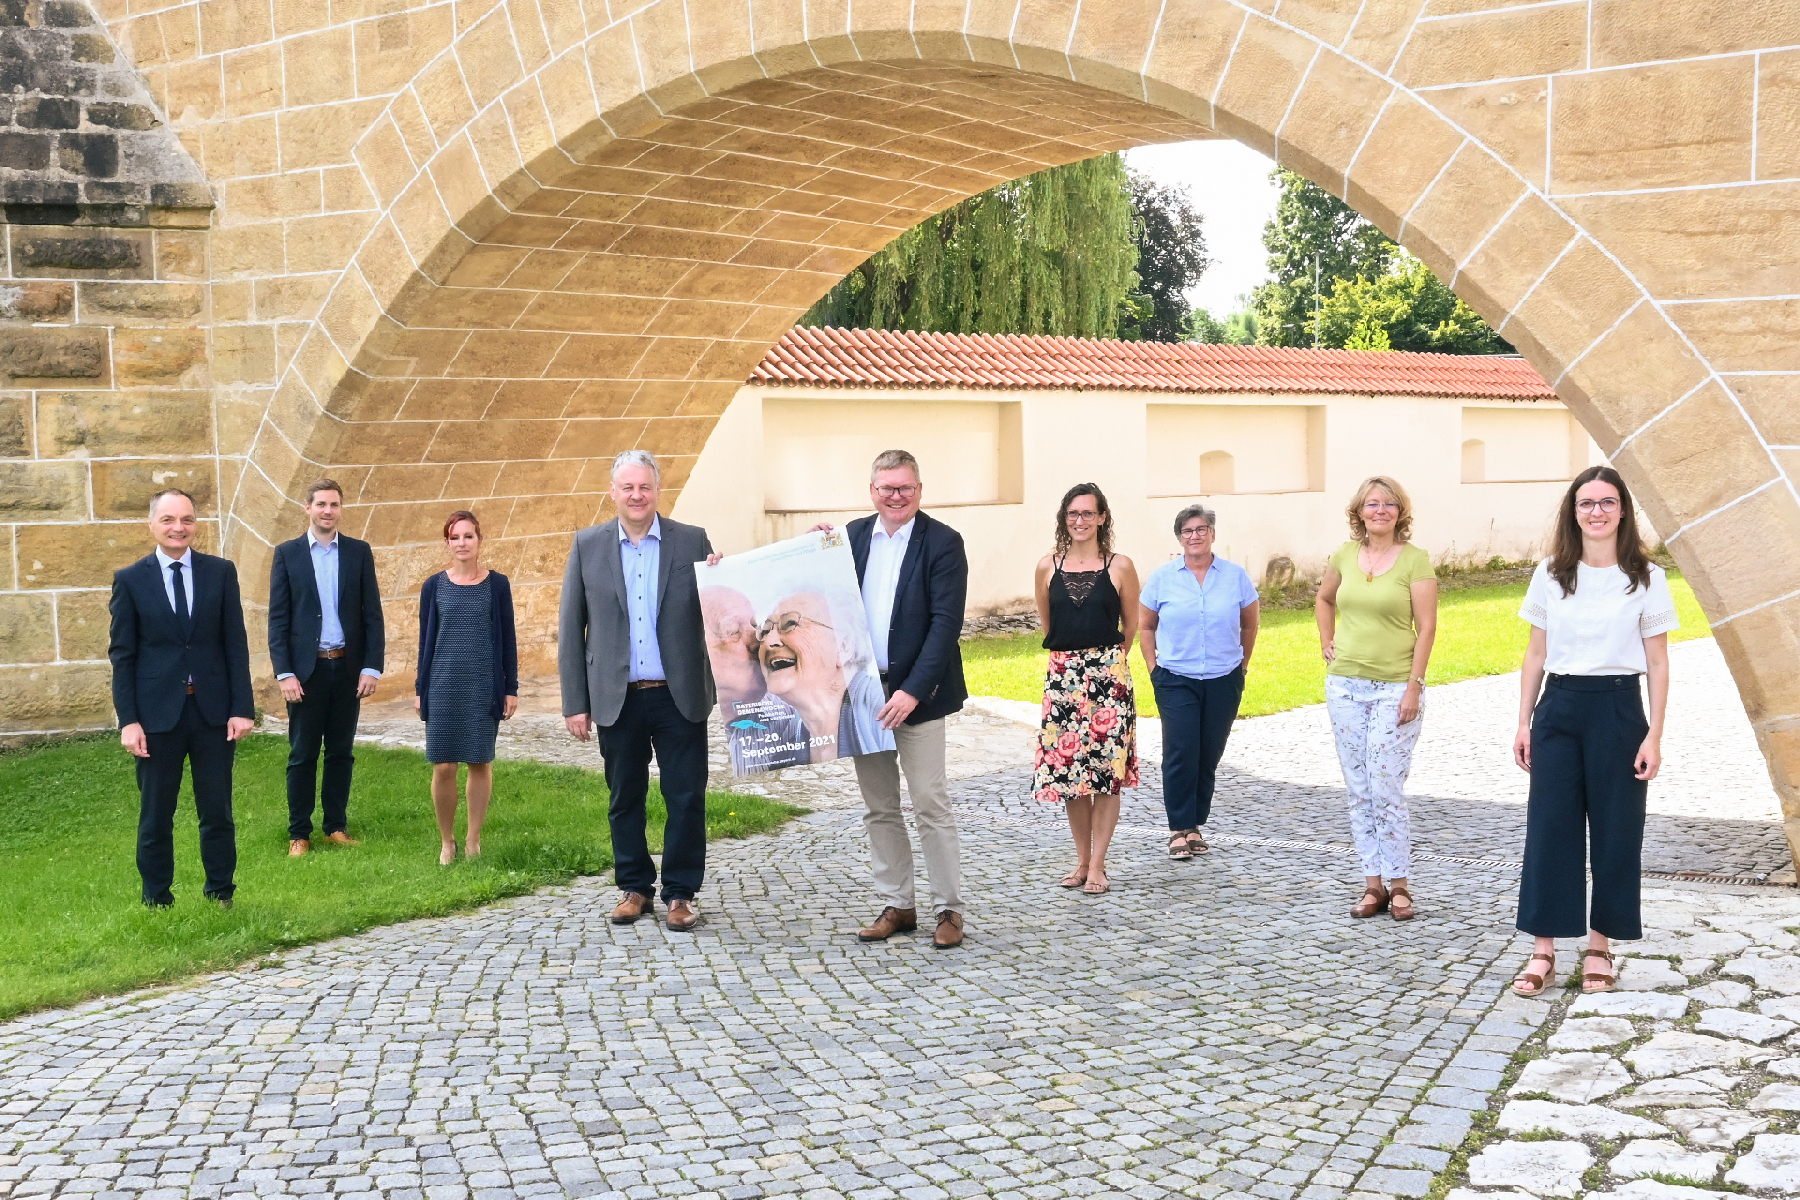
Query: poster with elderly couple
[{"left": 699, "top": 530, "right": 894, "bottom": 776}]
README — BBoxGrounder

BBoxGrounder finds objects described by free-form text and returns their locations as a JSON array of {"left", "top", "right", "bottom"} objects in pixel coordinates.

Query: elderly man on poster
[{"left": 815, "top": 448, "right": 970, "bottom": 949}]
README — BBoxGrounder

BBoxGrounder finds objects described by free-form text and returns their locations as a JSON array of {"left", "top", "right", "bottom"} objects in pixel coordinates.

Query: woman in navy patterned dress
[{"left": 416, "top": 510, "right": 518, "bottom": 865}]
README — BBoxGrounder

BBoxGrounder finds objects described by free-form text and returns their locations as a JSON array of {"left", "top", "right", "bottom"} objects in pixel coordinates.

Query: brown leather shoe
[
  {"left": 933, "top": 910, "right": 964, "bottom": 949},
  {"left": 665, "top": 898, "right": 698, "bottom": 931},
  {"left": 610, "top": 891, "right": 653, "bottom": 924},
  {"left": 1351, "top": 883, "right": 1390, "bottom": 918},
  {"left": 326, "top": 831, "right": 359, "bottom": 846},
  {"left": 288, "top": 839, "right": 309, "bottom": 857},
  {"left": 857, "top": 906, "right": 917, "bottom": 942}
]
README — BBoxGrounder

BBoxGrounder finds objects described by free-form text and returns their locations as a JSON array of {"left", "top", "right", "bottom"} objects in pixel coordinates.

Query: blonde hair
[{"left": 1345, "top": 476, "right": 1413, "bottom": 544}]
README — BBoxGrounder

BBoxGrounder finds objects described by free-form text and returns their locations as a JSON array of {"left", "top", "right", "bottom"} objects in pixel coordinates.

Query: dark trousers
[
  {"left": 1518, "top": 674, "right": 1649, "bottom": 940},
  {"left": 137, "top": 693, "right": 237, "bottom": 905},
  {"left": 598, "top": 686, "right": 709, "bottom": 903},
  {"left": 1152, "top": 664, "right": 1244, "bottom": 829},
  {"left": 286, "top": 656, "right": 361, "bottom": 839}
]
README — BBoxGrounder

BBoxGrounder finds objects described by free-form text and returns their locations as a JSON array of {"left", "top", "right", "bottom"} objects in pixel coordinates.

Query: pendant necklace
[{"left": 1362, "top": 543, "right": 1398, "bottom": 583}]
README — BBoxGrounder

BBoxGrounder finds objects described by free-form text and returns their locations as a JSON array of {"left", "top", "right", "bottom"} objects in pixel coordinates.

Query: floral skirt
[{"left": 1032, "top": 645, "right": 1139, "bottom": 803}]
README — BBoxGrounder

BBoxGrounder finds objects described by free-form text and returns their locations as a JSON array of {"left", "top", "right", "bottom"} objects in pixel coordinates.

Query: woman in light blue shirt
[{"left": 1139, "top": 504, "right": 1260, "bottom": 857}]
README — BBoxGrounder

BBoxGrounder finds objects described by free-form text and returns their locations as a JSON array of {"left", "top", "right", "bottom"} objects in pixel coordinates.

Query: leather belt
[
  {"left": 186, "top": 684, "right": 195, "bottom": 694},
  {"left": 628, "top": 679, "right": 667, "bottom": 690},
  {"left": 318, "top": 648, "right": 346, "bottom": 659}
]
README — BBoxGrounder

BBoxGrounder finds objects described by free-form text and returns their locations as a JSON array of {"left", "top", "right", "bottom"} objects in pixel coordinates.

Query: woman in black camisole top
[{"left": 1032, "top": 483, "right": 1142, "bottom": 895}]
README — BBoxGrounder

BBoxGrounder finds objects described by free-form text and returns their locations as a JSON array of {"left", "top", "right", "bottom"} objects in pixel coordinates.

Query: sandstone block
[
  {"left": 1561, "top": 184, "right": 1800, "bottom": 303},
  {"left": 11, "top": 226, "right": 152, "bottom": 278},
  {"left": 17, "top": 522, "right": 154, "bottom": 588},
  {"left": 91, "top": 459, "right": 216, "bottom": 519},
  {"left": 1551, "top": 56, "right": 1753, "bottom": 193},
  {"left": 0, "top": 395, "right": 28, "bottom": 458},
  {"left": 0, "top": 327, "right": 108, "bottom": 386},
  {"left": 0, "top": 281, "right": 74, "bottom": 322},
  {"left": 1613, "top": 382, "right": 1778, "bottom": 531},
  {"left": 0, "top": 594, "right": 56, "bottom": 664},
  {"left": 54, "top": 589, "right": 110, "bottom": 661},
  {"left": 1213, "top": 19, "right": 1317, "bottom": 158},
  {"left": 78, "top": 282, "right": 205, "bottom": 323},
  {"left": 112, "top": 328, "right": 208, "bottom": 387},
  {"left": 0, "top": 460, "right": 87, "bottom": 521},
  {"left": 1398, "top": 5, "right": 1585, "bottom": 89},
  {"left": 0, "top": 662, "right": 112, "bottom": 733},
  {"left": 37, "top": 390, "right": 214, "bottom": 458},
  {"left": 1669, "top": 298, "right": 1800, "bottom": 375}
]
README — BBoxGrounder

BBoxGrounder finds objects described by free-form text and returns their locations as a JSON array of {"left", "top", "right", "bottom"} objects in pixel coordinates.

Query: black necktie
[{"left": 170, "top": 560, "right": 190, "bottom": 629}]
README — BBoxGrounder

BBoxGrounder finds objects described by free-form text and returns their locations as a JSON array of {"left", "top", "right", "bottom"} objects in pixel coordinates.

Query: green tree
[
  {"left": 1313, "top": 255, "right": 1512, "bottom": 354},
  {"left": 1188, "top": 306, "right": 1258, "bottom": 344},
  {"left": 1250, "top": 169, "right": 1394, "bottom": 347},
  {"left": 1118, "top": 172, "right": 1209, "bottom": 343},
  {"left": 1249, "top": 168, "right": 1508, "bottom": 353},
  {"left": 800, "top": 154, "right": 1141, "bottom": 338}
]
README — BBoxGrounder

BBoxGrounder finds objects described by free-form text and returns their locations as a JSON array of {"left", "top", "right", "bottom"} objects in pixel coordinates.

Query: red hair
[{"left": 443, "top": 510, "right": 481, "bottom": 540}]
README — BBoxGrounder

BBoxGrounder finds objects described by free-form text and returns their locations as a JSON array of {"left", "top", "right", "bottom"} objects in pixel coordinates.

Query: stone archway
[{"left": 8, "top": 0, "right": 1800, "bottom": 858}]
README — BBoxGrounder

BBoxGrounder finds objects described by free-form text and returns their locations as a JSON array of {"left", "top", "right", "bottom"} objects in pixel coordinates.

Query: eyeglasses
[
  {"left": 874, "top": 484, "right": 919, "bottom": 499},
  {"left": 1362, "top": 500, "right": 1399, "bottom": 512},
  {"left": 1576, "top": 497, "right": 1620, "bottom": 514},
  {"left": 758, "top": 613, "right": 833, "bottom": 639},
  {"left": 1179, "top": 525, "right": 1214, "bottom": 538},
  {"left": 1065, "top": 510, "right": 1103, "bottom": 524}
]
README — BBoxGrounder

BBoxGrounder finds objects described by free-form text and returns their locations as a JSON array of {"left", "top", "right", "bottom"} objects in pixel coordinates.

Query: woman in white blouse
[{"left": 1510, "top": 466, "right": 1678, "bottom": 997}]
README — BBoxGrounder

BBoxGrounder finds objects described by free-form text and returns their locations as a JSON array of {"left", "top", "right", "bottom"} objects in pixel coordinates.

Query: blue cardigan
[{"left": 416, "top": 570, "right": 519, "bottom": 722}]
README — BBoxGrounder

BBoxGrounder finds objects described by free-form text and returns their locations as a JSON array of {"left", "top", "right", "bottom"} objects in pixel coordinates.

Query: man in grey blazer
[{"left": 560, "top": 449, "right": 716, "bottom": 931}]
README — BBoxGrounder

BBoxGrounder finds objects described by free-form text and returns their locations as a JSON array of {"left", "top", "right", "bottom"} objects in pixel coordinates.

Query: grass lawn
[
  {"left": 0, "top": 733, "right": 799, "bottom": 1021},
  {"left": 965, "top": 574, "right": 1713, "bottom": 719}
]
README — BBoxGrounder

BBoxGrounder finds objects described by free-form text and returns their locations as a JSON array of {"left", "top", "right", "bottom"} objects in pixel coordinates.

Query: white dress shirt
[
  {"left": 155, "top": 546, "right": 194, "bottom": 616},
  {"left": 860, "top": 517, "right": 913, "bottom": 673}
]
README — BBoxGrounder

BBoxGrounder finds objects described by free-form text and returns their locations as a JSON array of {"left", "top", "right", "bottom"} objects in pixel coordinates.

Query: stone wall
[
  {"left": 6, "top": 0, "right": 1800, "bottom": 872},
  {"left": 0, "top": 0, "right": 212, "bottom": 740}
]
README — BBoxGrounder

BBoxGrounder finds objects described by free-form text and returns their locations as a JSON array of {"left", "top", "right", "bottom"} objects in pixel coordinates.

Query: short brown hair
[
  {"left": 148, "top": 488, "right": 195, "bottom": 518},
  {"left": 305, "top": 478, "right": 344, "bottom": 505},
  {"left": 442, "top": 509, "right": 481, "bottom": 540}
]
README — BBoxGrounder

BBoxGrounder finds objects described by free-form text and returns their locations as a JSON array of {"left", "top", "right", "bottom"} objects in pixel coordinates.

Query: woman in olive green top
[{"left": 1315, "top": 476, "right": 1439, "bottom": 920}]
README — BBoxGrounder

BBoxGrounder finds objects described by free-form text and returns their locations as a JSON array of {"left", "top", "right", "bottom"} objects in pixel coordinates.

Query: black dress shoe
[
  {"left": 143, "top": 898, "right": 173, "bottom": 909},
  {"left": 211, "top": 895, "right": 234, "bottom": 911}
]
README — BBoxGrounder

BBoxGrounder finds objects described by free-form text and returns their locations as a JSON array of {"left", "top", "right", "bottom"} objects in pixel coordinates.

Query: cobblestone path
[{"left": 1, "top": 641, "right": 1790, "bottom": 1200}]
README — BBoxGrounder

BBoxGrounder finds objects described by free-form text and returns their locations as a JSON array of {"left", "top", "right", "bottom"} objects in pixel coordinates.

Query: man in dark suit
[
  {"left": 268, "top": 478, "right": 386, "bottom": 855},
  {"left": 559, "top": 450, "right": 716, "bottom": 932},
  {"left": 109, "top": 488, "right": 255, "bottom": 908},
  {"left": 832, "top": 449, "right": 971, "bottom": 948}
]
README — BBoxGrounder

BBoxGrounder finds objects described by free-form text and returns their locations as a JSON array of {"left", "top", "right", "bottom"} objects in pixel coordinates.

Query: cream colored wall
[{"left": 675, "top": 384, "right": 1608, "bottom": 612}]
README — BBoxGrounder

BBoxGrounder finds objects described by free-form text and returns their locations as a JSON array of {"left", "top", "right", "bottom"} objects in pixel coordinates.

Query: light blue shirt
[
  {"left": 1141, "top": 556, "right": 1259, "bottom": 680},
  {"left": 620, "top": 517, "right": 665, "bottom": 682},
  {"left": 312, "top": 535, "right": 344, "bottom": 651},
  {"left": 275, "top": 533, "right": 380, "bottom": 680}
]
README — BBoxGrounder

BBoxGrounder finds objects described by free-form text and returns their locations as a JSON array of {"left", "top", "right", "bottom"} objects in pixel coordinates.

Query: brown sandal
[
  {"left": 1582, "top": 947, "right": 1616, "bottom": 993},
  {"left": 1389, "top": 885, "right": 1414, "bottom": 921},
  {"left": 1168, "top": 831, "right": 1193, "bottom": 860},
  {"left": 1350, "top": 883, "right": 1389, "bottom": 918},
  {"left": 1513, "top": 951, "right": 1555, "bottom": 997}
]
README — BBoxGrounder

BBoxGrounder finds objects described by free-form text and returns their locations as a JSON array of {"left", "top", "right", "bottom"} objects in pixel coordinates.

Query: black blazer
[
  {"left": 416, "top": 571, "right": 519, "bottom": 723},
  {"left": 848, "top": 509, "right": 968, "bottom": 726},
  {"left": 267, "top": 533, "right": 385, "bottom": 683},
  {"left": 109, "top": 551, "right": 254, "bottom": 733}
]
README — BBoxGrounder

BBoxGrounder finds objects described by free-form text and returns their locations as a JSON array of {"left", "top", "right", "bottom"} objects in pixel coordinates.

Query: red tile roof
[{"left": 749, "top": 326, "right": 1556, "bottom": 400}]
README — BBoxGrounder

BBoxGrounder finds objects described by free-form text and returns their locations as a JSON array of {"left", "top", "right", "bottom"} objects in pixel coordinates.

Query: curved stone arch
[{"left": 205, "top": 0, "right": 1800, "bottom": 845}]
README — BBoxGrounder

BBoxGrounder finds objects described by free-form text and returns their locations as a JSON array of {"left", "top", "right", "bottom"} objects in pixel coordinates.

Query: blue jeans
[{"left": 1151, "top": 665, "right": 1244, "bottom": 829}]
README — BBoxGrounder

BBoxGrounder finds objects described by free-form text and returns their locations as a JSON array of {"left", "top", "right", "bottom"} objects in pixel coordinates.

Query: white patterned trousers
[{"left": 1325, "top": 675, "right": 1424, "bottom": 878}]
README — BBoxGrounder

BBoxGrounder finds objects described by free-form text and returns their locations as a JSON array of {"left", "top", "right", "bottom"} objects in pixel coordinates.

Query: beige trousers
[{"left": 853, "top": 717, "right": 965, "bottom": 914}]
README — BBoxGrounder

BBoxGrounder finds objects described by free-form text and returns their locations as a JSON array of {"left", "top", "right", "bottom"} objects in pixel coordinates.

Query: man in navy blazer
[
  {"left": 109, "top": 489, "right": 254, "bottom": 907},
  {"left": 833, "top": 449, "right": 970, "bottom": 949},
  {"left": 268, "top": 479, "right": 386, "bottom": 855}
]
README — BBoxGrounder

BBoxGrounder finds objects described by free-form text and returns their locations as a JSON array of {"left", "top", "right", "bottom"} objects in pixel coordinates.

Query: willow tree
[{"left": 800, "top": 154, "right": 1141, "bottom": 338}]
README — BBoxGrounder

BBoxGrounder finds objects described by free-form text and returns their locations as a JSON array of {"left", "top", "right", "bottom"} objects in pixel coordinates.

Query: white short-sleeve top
[{"left": 1518, "top": 559, "right": 1680, "bottom": 676}]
